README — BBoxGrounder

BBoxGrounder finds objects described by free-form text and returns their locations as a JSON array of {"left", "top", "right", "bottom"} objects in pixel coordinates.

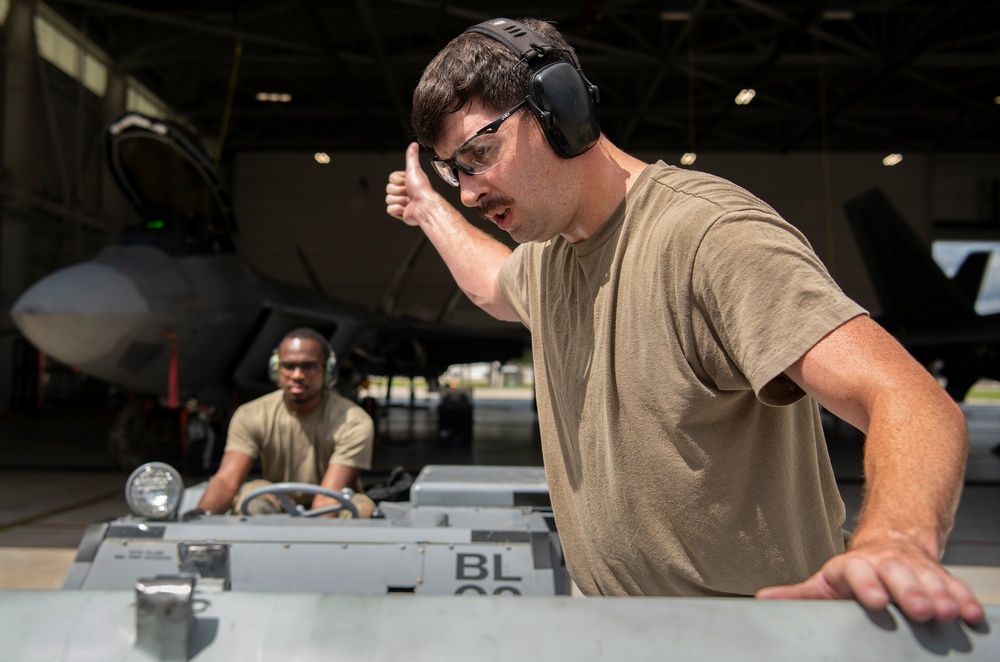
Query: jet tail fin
[
  {"left": 951, "top": 250, "right": 990, "bottom": 310},
  {"left": 844, "top": 189, "right": 979, "bottom": 329}
]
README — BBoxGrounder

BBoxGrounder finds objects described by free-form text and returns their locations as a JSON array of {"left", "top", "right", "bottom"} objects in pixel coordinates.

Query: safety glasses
[
  {"left": 429, "top": 99, "right": 528, "bottom": 187},
  {"left": 278, "top": 361, "right": 320, "bottom": 375}
]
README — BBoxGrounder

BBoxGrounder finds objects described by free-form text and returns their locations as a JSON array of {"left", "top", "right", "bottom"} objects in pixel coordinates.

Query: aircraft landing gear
[
  {"left": 107, "top": 398, "right": 224, "bottom": 474},
  {"left": 107, "top": 399, "right": 181, "bottom": 471}
]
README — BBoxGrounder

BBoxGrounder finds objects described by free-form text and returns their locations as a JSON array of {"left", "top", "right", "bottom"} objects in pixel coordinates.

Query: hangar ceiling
[{"left": 47, "top": 0, "right": 999, "bottom": 157}]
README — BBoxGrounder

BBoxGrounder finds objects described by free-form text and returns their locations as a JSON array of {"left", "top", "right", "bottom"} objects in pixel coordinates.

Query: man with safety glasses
[
  {"left": 195, "top": 328, "right": 375, "bottom": 517},
  {"left": 385, "top": 17, "right": 983, "bottom": 625}
]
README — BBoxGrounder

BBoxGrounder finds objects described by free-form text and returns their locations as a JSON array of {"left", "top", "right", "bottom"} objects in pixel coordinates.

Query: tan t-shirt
[
  {"left": 499, "top": 161, "right": 866, "bottom": 597},
  {"left": 225, "top": 389, "right": 374, "bottom": 489}
]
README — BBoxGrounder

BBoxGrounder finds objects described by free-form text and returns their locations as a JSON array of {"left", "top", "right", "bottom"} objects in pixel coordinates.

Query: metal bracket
[
  {"left": 135, "top": 574, "right": 195, "bottom": 661},
  {"left": 178, "top": 542, "right": 232, "bottom": 592}
]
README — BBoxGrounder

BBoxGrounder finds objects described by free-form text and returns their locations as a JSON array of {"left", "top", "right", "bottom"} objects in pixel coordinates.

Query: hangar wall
[
  {"left": 232, "top": 151, "right": 514, "bottom": 330},
  {"left": 232, "top": 150, "right": 1000, "bottom": 318},
  {"left": 1, "top": 0, "right": 129, "bottom": 413}
]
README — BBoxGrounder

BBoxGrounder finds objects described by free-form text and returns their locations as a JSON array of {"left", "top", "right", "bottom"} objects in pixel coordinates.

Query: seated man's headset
[
  {"left": 463, "top": 18, "right": 601, "bottom": 158},
  {"left": 268, "top": 335, "right": 337, "bottom": 388}
]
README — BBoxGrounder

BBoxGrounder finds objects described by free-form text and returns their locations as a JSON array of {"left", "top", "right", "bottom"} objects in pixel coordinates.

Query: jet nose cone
[{"left": 12, "top": 262, "right": 150, "bottom": 366}]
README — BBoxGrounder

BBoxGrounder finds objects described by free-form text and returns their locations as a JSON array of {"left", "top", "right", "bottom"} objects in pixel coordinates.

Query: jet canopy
[{"left": 106, "top": 112, "right": 236, "bottom": 256}]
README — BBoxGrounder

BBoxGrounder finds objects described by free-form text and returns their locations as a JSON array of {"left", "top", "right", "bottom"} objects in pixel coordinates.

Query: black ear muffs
[
  {"left": 527, "top": 61, "right": 601, "bottom": 157},
  {"left": 268, "top": 349, "right": 281, "bottom": 384},
  {"left": 464, "top": 18, "right": 600, "bottom": 158},
  {"left": 268, "top": 339, "right": 337, "bottom": 387}
]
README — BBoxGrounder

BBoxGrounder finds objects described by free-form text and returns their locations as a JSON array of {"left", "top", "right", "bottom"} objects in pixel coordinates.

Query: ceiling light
[
  {"left": 822, "top": 10, "right": 854, "bottom": 21},
  {"left": 256, "top": 92, "right": 292, "bottom": 103},
  {"left": 659, "top": 11, "right": 691, "bottom": 21},
  {"left": 680, "top": 152, "right": 697, "bottom": 166},
  {"left": 994, "top": 96, "right": 1000, "bottom": 105},
  {"left": 735, "top": 89, "right": 756, "bottom": 105},
  {"left": 882, "top": 153, "right": 903, "bottom": 167},
  {"left": 314, "top": 152, "right": 330, "bottom": 164}
]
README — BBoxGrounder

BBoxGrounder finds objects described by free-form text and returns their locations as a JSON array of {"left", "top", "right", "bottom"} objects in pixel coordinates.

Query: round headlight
[{"left": 125, "top": 462, "right": 184, "bottom": 519}]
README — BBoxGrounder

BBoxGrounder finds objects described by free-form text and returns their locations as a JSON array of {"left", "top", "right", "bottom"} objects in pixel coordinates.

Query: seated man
[{"left": 196, "top": 328, "right": 375, "bottom": 517}]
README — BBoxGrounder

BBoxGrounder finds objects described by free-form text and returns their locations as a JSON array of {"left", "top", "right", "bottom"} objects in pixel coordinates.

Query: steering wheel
[{"left": 239, "top": 482, "right": 360, "bottom": 518}]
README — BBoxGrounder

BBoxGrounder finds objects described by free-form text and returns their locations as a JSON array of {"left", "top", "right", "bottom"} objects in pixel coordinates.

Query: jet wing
[{"left": 844, "top": 188, "right": 1000, "bottom": 399}]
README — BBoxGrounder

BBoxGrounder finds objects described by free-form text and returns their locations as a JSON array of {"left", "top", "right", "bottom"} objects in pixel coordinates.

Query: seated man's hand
[
  {"left": 309, "top": 492, "right": 376, "bottom": 519},
  {"left": 310, "top": 493, "right": 346, "bottom": 518},
  {"left": 755, "top": 532, "right": 984, "bottom": 625},
  {"left": 341, "top": 493, "right": 376, "bottom": 519}
]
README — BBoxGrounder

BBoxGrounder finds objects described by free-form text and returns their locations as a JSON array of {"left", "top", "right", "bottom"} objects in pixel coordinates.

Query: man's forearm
[
  {"left": 310, "top": 464, "right": 362, "bottom": 514},
  {"left": 417, "top": 200, "right": 515, "bottom": 320},
  {"left": 197, "top": 475, "right": 240, "bottom": 514},
  {"left": 318, "top": 464, "right": 360, "bottom": 493},
  {"left": 385, "top": 143, "right": 516, "bottom": 321},
  {"left": 850, "top": 386, "right": 968, "bottom": 554}
]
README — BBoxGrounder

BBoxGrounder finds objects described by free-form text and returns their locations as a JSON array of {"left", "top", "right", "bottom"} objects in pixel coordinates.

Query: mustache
[{"left": 477, "top": 196, "right": 515, "bottom": 220}]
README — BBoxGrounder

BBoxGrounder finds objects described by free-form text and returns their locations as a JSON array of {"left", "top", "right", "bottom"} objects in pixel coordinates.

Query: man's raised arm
[{"left": 386, "top": 142, "right": 517, "bottom": 322}]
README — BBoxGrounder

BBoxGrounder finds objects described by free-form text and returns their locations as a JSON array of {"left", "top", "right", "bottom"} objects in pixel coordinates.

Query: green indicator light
[{"left": 146, "top": 220, "right": 165, "bottom": 229}]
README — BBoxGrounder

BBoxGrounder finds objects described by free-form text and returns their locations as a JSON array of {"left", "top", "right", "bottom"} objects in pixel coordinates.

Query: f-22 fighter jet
[{"left": 11, "top": 113, "right": 528, "bottom": 467}]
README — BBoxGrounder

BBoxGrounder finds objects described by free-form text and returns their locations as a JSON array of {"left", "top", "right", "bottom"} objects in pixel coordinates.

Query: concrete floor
[{"left": 1, "top": 388, "right": 998, "bottom": 600}]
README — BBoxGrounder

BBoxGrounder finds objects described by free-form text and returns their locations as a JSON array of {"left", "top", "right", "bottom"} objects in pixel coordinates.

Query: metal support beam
[{"left": 1, "top": 0, "right": 39, "bottom": 414}]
